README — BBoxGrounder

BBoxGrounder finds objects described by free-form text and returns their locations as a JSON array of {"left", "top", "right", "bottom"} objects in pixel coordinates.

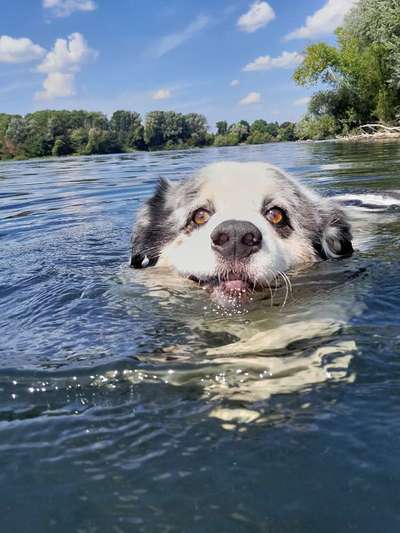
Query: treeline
[
  {"left": 215, "top": 119, "right": 296, "bottom": 145},
  {"left": 293, "top": 0, "right": 400, "bottom": 140},
  {"left": 0, "top": 109, "right": 297, "bottom": 161}
]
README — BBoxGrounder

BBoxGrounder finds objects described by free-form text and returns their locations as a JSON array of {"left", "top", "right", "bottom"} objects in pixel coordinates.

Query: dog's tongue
[{"left": 221, "top": 279, "right": 248, "bottom": 292}]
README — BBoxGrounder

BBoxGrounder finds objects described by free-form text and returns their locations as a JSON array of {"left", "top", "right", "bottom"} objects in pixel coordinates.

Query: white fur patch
[{"left": 159, "top": 162, "right": 319, "bottom": 286}]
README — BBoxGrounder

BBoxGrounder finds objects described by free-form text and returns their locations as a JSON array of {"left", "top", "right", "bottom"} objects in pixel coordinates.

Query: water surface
[{"left": 1, "top": 142, "right": 400, "bottom": 532}]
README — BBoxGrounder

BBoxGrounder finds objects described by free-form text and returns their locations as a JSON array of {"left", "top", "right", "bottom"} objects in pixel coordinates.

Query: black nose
[{"left": 211, "top": 220, "right": 262, "bottom": 259}]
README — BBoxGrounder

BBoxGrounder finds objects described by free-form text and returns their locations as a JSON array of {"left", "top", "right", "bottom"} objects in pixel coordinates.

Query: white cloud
[
  {"left": 37, "top": 32, "right": 97, "bottom": 74},
  {"left": 243, "top": 51, "right": 304, "bottom": 71},
  {"left": 35, "top": 33, "right": 97, "bottom": 100},
  {"left": 150, "top": 15, "right": 209, "bottom": 58},
  {"left": 240, "top": 92, "right": 261, "bottom": 105},
  {"left": 152, "top": 88, "right": 172, "bottom": 100},
  {"left": 230, "top": 79, "right": 240, "bottom": 86},
  {"left": 0, "top": 35, "right": 45, "bottom": 63},
  {"left": 43, "top": 0, "right": 97, "bottom": 18},
  {"left": 35, "top": 72, "right": 75, "bottom": 100},
  {"left": 293, "top": 96, "right": 311, "bottom": 106},
  {"left": 285, "top": 0, "right": 356, "bottom": 41},
  {"left": 237, "top": 1, "right": 275, "bottom": 33}
]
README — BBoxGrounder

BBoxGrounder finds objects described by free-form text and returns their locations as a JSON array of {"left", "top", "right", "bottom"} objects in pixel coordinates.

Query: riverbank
[
  {"left": 337, "top": 132, "right": 400, "bottom": 143},
  {"left": 299, "top": 131, "right": 400, "bottom": 144},
  {"left": 336, "top": 124, "right": 400, "bottom": 143}
]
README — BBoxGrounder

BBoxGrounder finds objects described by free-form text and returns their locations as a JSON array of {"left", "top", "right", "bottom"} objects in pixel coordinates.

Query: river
[{"left": 1, "top": 141, "right": 400, "bottom": 532}]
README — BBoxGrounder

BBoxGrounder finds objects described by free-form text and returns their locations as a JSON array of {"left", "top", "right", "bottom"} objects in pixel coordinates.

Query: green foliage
[
  {"left": 110, "top": 110, "right": 145, "bottom": 150},
  {"left": 0, "top": 113, "right": 18, "bottom": 158},
  {"left": 276, "top": 122, "right": 297, "bottom": 142},
  {"left": 293, "top": 0, "right": 400, "bottom": 135},
  {"left": 293, "top": 43, "right": 340, "bottom": 86},
  {"left": 84, "top": 127, "right": 120, "bottom": 155},
  {"left": 246, "top": 131, "right": 274, "bottom": 144},
  {"left": 344, "top": 0, "right": 400, "bottom": 89},
  {"left": 0, "top": 110, "right": 302, "bottom": 161},
  {"left": 213, "top": 119, "right": 299, "bottom": 146},
  {"left": 295, "top": 115, "right": 338, "bottom": 141},
  {"left": 250, "top": 119, "right": 268, "bottom": 134},
  {"left": 216, "top": 120, "right": 228, "bottom": 135},
  {"left": 4, "top": 118, "right": 23, "bottom": 157},
  {"left": 52, "top": 138, "right": 69, "bottom": 157},
  {"left": 375, "top": 88, "right": 398, "bottom": 123},
  {"left": 182, "top": 113, "right": 209, "bottom": 146},
  {"left": 0, "top": 109, "right": 213, "bottom": 160},
  {"left": 144, "top": 111, "right": 165, "bottom": 148},
  {"left": 228, "top": 120, "right": 250, "bottom": 142},
  {"left": 144, "top": 111, "right": 209, "bottom": 150},
  {"left": 69, "top": 128, "right": 88, "bottom": 153},
  {"left": 213, "top": 132, "right": 240, "bottom": 147}
]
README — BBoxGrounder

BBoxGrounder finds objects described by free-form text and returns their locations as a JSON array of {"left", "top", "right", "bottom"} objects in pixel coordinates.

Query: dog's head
[{"left": 130, "top": 162, "right": 353, "bottom": 298}]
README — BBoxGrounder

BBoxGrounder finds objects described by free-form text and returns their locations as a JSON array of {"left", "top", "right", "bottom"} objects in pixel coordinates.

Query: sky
[{"left": 0, "top": 0, "right": 356, "bottom": 127}]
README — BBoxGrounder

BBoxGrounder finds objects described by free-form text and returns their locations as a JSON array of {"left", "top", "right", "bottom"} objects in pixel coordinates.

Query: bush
[
  {"left": 213, "top": 132, "right": 240, "bottom": 146},
  {"left": 246, "top": 131, "right": 274, "bottom": 144},
  {"left": 295, "top": 115, "right": 338, "bottom": 140}
]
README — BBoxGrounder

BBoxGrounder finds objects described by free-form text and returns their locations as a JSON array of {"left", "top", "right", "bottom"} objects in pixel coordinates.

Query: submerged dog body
[{"left": 130, "top": 162, "right": 353, "bottom": 299}]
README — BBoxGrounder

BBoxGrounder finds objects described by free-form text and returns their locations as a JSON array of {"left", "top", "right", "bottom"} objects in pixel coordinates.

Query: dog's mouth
[{"left": 188, "top": 273, "right": 255, "bottom": 297}]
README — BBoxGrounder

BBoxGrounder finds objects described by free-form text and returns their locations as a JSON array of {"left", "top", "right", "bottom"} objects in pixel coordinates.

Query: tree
[
  {"left": 110, "top": 110, "right": 145, "bottom": 150},
  {"left": 250, "top": 119, "right": 268, "bottom": 134},
  {"left": 294, "top": 43, "right": 341, "bottom": 87},
  {"left": 293, "top": 0, "right": 400, "bottom": 132},
  {"left": 84, "top": 127, "right": 119, "bottom": 155},
  {"left": 228, "top": 120, "right": 250, "bottom": 142},
  {"left": 246, "top": 131, "right": 273, "bottom": 144},
  {"left": 344, "top": 0, "right": 400, "bottom": 90},
  {"left": 183, "top": 113, "right": 208, "bottom": 146},
  {"left": 52, "top": 138, "right": 69, "bottom": 156},
  {"left": 84, "top": 112, "right": 109, "bottom": 130},
  {"left": 295, "top": 115, "right": 337, "bottom": 140},
  {"left": 277, "top": 122, "right": 297, "bottom": 142},
  {"left": 144, "top": 111, "right": 207, "bottom": 149},
  {"left": 163, "top": 111, "right": 185, "bottom": 145},
  {"left": 0, "top": 114, "right": 20, "bottom": 158},
  {"left": 6, "top": 117, "right": 28, "bottom": 145},
  {"left": 144, "top": 111, "right": 166, "bottom": 148},
  {"left": 216, "top": 120, "right": 228, "bottom": 135},
  {"left": 0, "top": 107, "right": 302, "bottom": 159},
  {"left": 213, "top": 131, "right": 240, "bottom": 147},
  {"left": 69, "top": 128, "right": 88, "bottom": 154}
]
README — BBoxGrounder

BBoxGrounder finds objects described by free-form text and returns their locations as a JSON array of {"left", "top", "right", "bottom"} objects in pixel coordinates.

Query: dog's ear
[
  {"left": 314, "top": 201, "right": 353, "bottom": 259},
  {"left": 130, "top": 177, "right": 174, "bottom": 268}
]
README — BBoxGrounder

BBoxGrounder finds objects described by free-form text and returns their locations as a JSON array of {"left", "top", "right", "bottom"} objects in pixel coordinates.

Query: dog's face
[{"left": 130, "top": 162, "right": 353, "bottom": 299}]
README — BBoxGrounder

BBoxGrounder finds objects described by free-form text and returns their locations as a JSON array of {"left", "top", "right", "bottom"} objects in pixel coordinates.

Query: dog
[
  {"left": 130, "top": 161, "right": 353, "bottom": 302},
  {"left": 118, "top": 161, "right": 359, "bottom": 426}
]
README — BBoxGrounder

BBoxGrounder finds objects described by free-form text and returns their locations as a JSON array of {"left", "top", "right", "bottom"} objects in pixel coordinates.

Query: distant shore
[{"left": 3, "top": 134, "right": 400, "bottom": 163}]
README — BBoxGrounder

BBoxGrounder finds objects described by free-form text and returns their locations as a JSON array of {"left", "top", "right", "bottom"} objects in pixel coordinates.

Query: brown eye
[
  {"left": 193, "top": 209, "right": 210, "bottom": 225},
  {"left": 266, "top": 207, "right": 285, "bottom": 225}
]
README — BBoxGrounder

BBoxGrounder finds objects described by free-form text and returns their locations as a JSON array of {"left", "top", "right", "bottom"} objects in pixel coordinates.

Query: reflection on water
[{"left": 1, "top": 142, "right": 400, "bottom": 532}]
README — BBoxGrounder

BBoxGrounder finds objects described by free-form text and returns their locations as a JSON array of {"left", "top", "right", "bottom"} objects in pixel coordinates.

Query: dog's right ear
[
  {"left": 130, "top": 177, "right": 174, "bottom": 268},
  {"left": 314, "top": 201, "right": 353, "bottom": 260}
]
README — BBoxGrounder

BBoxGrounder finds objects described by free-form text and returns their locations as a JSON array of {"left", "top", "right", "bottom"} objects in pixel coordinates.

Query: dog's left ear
[{"left": 314, "top": 202, "right": 353, "bottom": 259}]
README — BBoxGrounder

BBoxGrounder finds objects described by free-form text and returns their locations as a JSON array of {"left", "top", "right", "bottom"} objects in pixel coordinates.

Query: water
[{"left": 1, "top": 142, "right": 400, "bottom": 532}]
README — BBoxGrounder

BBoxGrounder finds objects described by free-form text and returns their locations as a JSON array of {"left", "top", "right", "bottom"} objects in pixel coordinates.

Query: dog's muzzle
[{"left": 211, "top": 219, "right": 262, "bottom": 260}]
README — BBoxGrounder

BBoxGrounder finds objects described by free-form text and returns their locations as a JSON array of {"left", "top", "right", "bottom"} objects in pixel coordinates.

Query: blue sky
[{"left": 0, "top": 0, "right": 355, "bottom": 127}]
